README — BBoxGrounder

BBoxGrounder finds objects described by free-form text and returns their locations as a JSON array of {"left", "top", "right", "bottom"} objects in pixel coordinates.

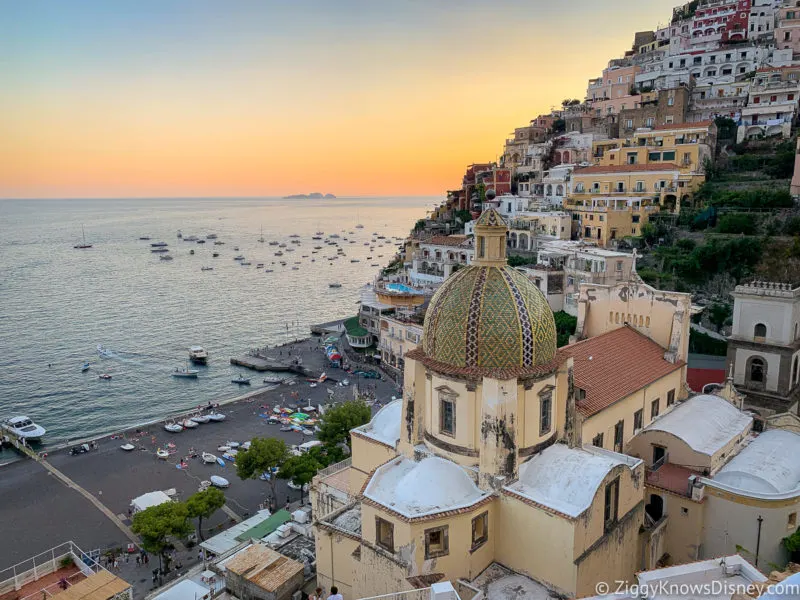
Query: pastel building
[
  {"left": 312, "top": 209, "right": 681, "bottom": 599},
  {"left": 409, "top": 236, "right": 474, "bottom": 287},
  {"left": 738, "top": 65, "right": 800, "bottom": 141}
]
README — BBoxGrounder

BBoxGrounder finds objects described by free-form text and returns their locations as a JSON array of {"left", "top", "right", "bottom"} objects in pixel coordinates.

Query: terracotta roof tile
[
  {"left": 560, "top": 326, "right": 685, "bottom": 417},
  {"left": 574, "top": 163, "right": 680, "bottom": 175},
  {"left": 426, "top": 236, "right": 472, "bottom": 248}
]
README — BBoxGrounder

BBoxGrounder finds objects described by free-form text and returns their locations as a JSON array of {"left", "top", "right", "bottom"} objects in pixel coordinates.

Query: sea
[{"left": 0, "top": 196, "right": 435, "bottom": 458}]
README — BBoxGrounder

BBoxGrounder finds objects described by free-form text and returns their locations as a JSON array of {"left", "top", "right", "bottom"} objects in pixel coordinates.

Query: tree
[
  {"left": 131, "top": 502, "right": 191, "bottom": 573},
  {"left": 317, "top": 399, "right": 371, "bottom": 451},
  {"left": 717, "top": 213, "right": 756, "bottom": 235},
  {"left": 185, "top": 488, "right": 226, "bottom": 541},
  {"left": 278, "top": 450, "right": 324, "bottom": 504},
  {"left": 507, "top": 255, "right": 529, "bottom": 267},
  {"left": 553, "top": 311, "right": 577, "bottom": 348},
  {"left": 708, "top": 302, "right": 732, "bottom": 333},
  {"left": 236, "top": 437, "right": 289, "bottom": 501}
]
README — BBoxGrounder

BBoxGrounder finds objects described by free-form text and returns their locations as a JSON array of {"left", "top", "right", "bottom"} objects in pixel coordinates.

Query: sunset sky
[{"left": 2, "top": 0, "right": 678, "bottom": 199}]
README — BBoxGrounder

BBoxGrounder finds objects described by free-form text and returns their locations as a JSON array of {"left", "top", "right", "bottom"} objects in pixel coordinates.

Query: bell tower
[{"left": 473, "top": 191, "right": 508, "bottom": 268}]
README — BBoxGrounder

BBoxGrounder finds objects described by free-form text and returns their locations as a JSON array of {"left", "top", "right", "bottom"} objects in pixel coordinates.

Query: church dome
[{"left": 422, "top": 263, "right": 557, "bottom": 374}]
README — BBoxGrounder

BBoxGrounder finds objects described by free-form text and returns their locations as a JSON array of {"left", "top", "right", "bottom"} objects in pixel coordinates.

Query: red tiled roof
[
  {"left": 646, "top": 463, "right": 702, "bottom": 498},
  {"left": 560, "top": 326, "right": 685, "bottom": 417},
  {"left": 652, "top": 120, "right": 713, "bottom": 131},
  {"left": 574, "top": 163, "right": 680, "bottom": 175},
  {"left": 426, "top": 236, "right": 471, "bottom": 248},
  {"left": 687, "top": 368, "right": 726, "bottom": 393}
]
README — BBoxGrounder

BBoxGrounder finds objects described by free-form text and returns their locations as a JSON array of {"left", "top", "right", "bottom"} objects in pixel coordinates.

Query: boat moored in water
[
  {"left": 189, "top": 346, "right": 208, "bottom": 364},
  {"left": 3, "top": 416, "right": 46, "bottom": 441},
  {"left": 232, "top": 375, "right": 251, "bottom": 385},
  {"left": 172, "top": 367, "right": 199, "bottom": 378}
]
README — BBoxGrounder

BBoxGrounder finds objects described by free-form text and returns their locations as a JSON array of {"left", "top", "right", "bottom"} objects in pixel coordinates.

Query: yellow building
[{"left": 311, "top": 209, "right": 686, "bottom": 599}]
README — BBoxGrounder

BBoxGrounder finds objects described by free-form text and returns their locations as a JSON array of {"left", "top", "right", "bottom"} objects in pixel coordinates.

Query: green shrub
[
  {"left": 553, "top": 311, "right": 577, "bottom": 348},
  {"left": 688, "top": 329, "right": 727, "bottom": 356},
  {"left": 717, "top": 213, "right": 756, "bottom": 235}
]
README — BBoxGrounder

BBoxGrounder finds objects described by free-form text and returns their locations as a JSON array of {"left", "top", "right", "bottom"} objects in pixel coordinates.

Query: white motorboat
[
  {"left": 164, "top": 422, "right": 183, "bottom": 433},
  {"left": 156, "top": 448, "right": 170, "bottom": 459},
  {"left": 240, "top": 441, "right": 251, "bottom": 450},
  {"left": 208, "top": 413, "right": 226, "bottom": 422},
  {"left": 183, "top": 235, "right": 198, "bottom": 242},
  {"left": 189, "top": 346, "right": 208, "bottom": 365},
  {"left": 217, "top": 445, "right": 231, "bottom": 452},
  {"left": 120, "top": 443, "right": 135, "bottom": 451},
  {"left": 226, "top": 441, "right": 240, "bottom": 448},
  {"left": 3, "top": 416, "right": 46, "bottom": 441},
  {"left": 263, "top": 376, "right": 283, "bottom": 384},
  {"left": 210, "top": 475, "right": 229, "bottom": 488},
  {"left": 172, "top": 366, "right": 199, "bottom": 378},
  {"left": 190, "top": 414, "right": 210, "bottom": 424},
  {"left": 202, "top": 452, "right": 217, "bottom": 464},
  {"left": 232, "top": 375, "right": 251, "bottom": 385},
  {"left": 181, "top": 419, "right": 198, "bottom": 429}
]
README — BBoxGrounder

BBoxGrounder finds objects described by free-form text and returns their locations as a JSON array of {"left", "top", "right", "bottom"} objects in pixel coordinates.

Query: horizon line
[{"left": 0, "top": 194, "right": 446, "bottom": 201}]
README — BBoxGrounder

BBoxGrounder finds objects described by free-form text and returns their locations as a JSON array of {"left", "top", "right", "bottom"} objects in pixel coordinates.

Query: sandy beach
[{"left": 0, "top": 338, "right": 400, "bottom": 572}]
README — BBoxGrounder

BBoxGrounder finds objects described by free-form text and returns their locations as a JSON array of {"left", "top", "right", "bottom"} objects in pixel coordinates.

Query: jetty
[{"left": 230, "top": 355, "right": 292, "bottom": 371}]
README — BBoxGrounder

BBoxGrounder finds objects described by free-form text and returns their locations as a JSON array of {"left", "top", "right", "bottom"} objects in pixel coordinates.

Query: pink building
[
  {"left": 586, "top": 64, "right": 640, "bottom": 103},
  {"left": 691, "top": 0, "right": 751, "bottom": 45},
  {"left": 777, "top": 0, "right": 800, "bottom": 58}
]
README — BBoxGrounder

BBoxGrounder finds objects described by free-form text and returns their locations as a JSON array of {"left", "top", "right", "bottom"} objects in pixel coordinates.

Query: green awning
[{"left": 234, "top": 509, "right": 292, "bottom": 541}]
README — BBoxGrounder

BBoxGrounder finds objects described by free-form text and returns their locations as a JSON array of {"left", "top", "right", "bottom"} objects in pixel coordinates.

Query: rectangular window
[
  {"left": 614, "top": 420, "right": 624, "bottom": 452},
  {"left": 649, "top": 152, "right": 662, "bottom": 162},
  {"left": 604, "top": 478, "right": 620, "bottom": 532},
  {"left": 440, "top": 394, "right": 455, "bottom": 437},
  {"left": 540, "top": 391, "right": 552, "bottom": 435},
  {"left": 424, "top": 525, "right": 449, "bottom": 559},
  {"left": 592, "top": 433, "right": 604, "bottom": 448},
  {"left": 632, "top": 215, "right": 641, "bottom": 224},
  {"left": 625, "top": 119, "right": 633, "bottom": 129},
  {"left": 771, "top": 95, "right": 778, "bottom": 102},
  {"left": 646, "top": 117, "right": 655, "bottom": 127},
  {"left": 471, "top": 512, "right": 489, "bottom": 550},
  {"left": 754, "top": 96, "right": 761, "bottom": 104},
  {"left": 635, "top": 181, "right": 645, "bottom": 192},
  {"left": 634, "top": 409, "right": 643, "bottom": 432},
  {"left": 651, "top": 398, "right": 660, "bottom": 419},
  {"left": 667, "top": 389, "right": 675, "bottom": 406},
  {"left": 376, "top": 517, "right": 394, "bottom": 552},
  {"left": 790, "top": 94, "right": 796, "bottom": 101},
  {"left": 662, "top": 151, "right": 676, "bottom": 161},
  {"left": 616, "top": 260, "right": 623, "bottom": 272}
]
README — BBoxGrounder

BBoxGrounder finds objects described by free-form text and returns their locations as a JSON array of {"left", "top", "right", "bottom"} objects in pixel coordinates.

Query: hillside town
[{"left": 9, "top": 1, "right": 800, "bottom": 600}]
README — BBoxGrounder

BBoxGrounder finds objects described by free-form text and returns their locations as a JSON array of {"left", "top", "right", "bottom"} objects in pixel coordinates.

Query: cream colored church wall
[
  {"left": 519, "top": 374, "right": 560, "bottom": 450},
  {"left": 581, "top": 370, "right": 683, "bottom": 452},
  {"left": 494, "top": 494, "right": 578, "bottom": 594},
  {"left": 315, "top": 528, "right": 358, "bottom": 600},
  {"left": 350, "top": 435, "right": 398, "bottom": 483},
  {"left": 408, "top": 502, "right": 497, "bottom": 583}
]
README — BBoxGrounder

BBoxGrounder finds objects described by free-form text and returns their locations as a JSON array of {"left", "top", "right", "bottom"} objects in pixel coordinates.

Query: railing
[
  {"left": 651, "top": 452, "right": 669, "bottom": 472},
  {"left": 317, "top": 457, "right": 352, "bottom": 479}
]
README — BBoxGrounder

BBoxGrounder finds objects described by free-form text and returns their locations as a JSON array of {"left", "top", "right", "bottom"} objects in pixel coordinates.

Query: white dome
[
  {"left": 364, "top": 456, "right": 489, "bottom": 518},
  {"left": 713, "top": 430, "right": 800, "bottom": 495},
  {"left": 354, "top": 400, "right": 401, "bottom": 448}
]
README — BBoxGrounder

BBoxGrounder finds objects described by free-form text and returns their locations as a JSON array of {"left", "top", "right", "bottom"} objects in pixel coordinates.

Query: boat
[
  {"left": 216, "top": 457, "right": 226, "bottom": 467},
  {"left": 329, "top": 282, "right": 342, "bottom": 288},
  {"left": 201, "top": 266, "right": 213, "bottom": 271},
  {"left": 3, "top": 416, "right": 46, "bottom": 441},
  {"left": 222, "top": 452, "right": 237, "bottom": 461},
  {"left": 172, "top": 366, "right": 199, "bottom": 378},
  {"left": 233, "top": 246, "right": 240, "bottom": 251},
  {"left": 151, "top": 241, "right": 168, "bottom": 247},
  {"left": 189, "top": 249, "right": 195, "bottom": 255},
  {"left": 196, "top": 239, "right": 206, "bottom": 244},
  {"left": 355, "top": 224, "right": 364, "bottom": 229},
  {"left": 350, "top": 259, "right": 360, "bottom": 263},
  {"left": 258, "top": 226, "right": 265, "bottom": 243},
  {"left": 81, "top": 362, "right": 90, "bottom": 372},
  {"left": 164, "top": 422, "right": 183, "bottom": 433},
  {"left": 233, "top": 255, "right": 245, "bottom": 261},
  {"left": 241, "top": 441, "right": 251, "bottom": 450},
  {"left": 312, "top": 236, "right": 322, "bottom": 240},
  {"left": 190, "top": 414, "right": 210, "bottom": 424},
  {"left": 232, "top": 375, "right": 251, "bottom": 385},
  {"left": 241, "top": 261, "right": 252, "bottom": 266},
  {"left": 74, "top": 225, "right": 93, "bottom": 249},
  {"left": 97, "top": 344, "right": 113, "bottom": 358},
  {"left": 181, "top": 419, "right": 198, "bottom": 429},
  {"left": 160, "top": 255, "right": 174, "bottom": 261},
  {"left": 217, "top": 444, "right": 230, "bottom": 452},
  {"left": 206, "top": 234, "right": 217, "bottom": 239},
  {"left": 98, "top": 373, "right": 112, "bottom": 380},
  {"left": 202, "top": 452, "right": 217, "bottom": 464},
  {"left": 208, "top": 413, "right": 226, "bottom": 422},
  {"left": 189, "top": 346, "right": 208, "bottom": 364},
  {"left": 210, "top": 475, "right": 229, "bottom": 488},
  {"left": 120, "top": 443, "right": 135, "bottom": 451},
  {"left": 256, "top": 263, "right": 264, "bottom": 268},
  {"left": 279, "top": 243, "right": 287, "bottom": 248},
  {"left": 212, "top": 252, "right": 219, "bottom": 257},
  {"left": 177, "top": 230, "right": 182, "bottom": 238},
  {"left": 183, "top": 235, "right": 198, "bottom": 242},
  {"left": 214, "top": 241, "right": 224, "bottom": 245},
  {"left": 274, "top": 251, "right": 283, "bottom": 256},
  {"left": 151, "top": 247, "right": 169, "bottom": 253},
  {"left": 265, "top": 269, "right": 274, "bottom": 273},
  {"left": 291, "top": 267, "right": 299, "bottom": 271},
  {"left": 156, "top": 448, "right": 170, "bottom": 459},
  {"left": 227, "top": 441, "right": 240, "bottom": 448}
]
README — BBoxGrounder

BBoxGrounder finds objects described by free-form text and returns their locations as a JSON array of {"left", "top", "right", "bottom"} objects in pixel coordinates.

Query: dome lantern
[{"left": 473, "top": 207, "right": 508, "bottom": 268}]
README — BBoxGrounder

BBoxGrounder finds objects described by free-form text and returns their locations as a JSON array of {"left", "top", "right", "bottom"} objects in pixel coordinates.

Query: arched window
[
  {"left": 556, "top": 184, "right": 564, "bottom": 196},
  {"left": 645, "top": 493, "right": 664, "bottom": 521},
  {"left": 646, "top": 316, "right": 651, "bottom": 327},
  {"left": 609, "top": 311, "right": 614, "bottom": 323},
  {"left": 750, "top": 357, "right": 765, "bottom": 383},
  {"left": 754, "top": 323, "right": 767, "bottom": 339},
  {"left": 615, "top": 312, "right": 620, "bottom": 324}
]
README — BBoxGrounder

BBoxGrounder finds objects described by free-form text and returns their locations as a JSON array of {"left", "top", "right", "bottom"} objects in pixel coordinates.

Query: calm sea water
[{"left": 0, "top": 197, "right": 434, "bottom": 453}]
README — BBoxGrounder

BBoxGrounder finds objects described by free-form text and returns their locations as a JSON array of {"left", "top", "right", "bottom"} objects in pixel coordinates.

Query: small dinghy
[
  {"left": 181, "top": 419, "right": 198, "bottom": 429},
  {"left": 222, "top": 452, "right": 237, "bottom": 461},
  {"left": 217, "top": 445, "right": 230, "bottom": 452},
  {"left": 199, "top": 480, "right": 212, "bottom": 491},
  {"left": 216, "top": 457, "right": 226, "bottom": 467},
  {"left": 81, "top": 362, "right": 90, "bottom": 372},
  {"left": 240, "top": 441, "right": 251, "bottom": 450},
  {"left": 164, "top": 422, "right": 183, "bottom": 433},
  {"left": 190, "top": 414, "right": 210, "bottom": 424},
  {"left": 263, "top": 376, "right": 283, "bottom": 384},
  {"left": 120, "top": 443, "right": 135, "bottom": 451},
  {"left": 156, "top": 448, "right": 170, "bottom": 459},
  {"left": 207, "top": 413, "right": 226, "bottom": 422},
  {"left": 202, "top": 452, "right": 217, "bottom": 464},
  {"left": 99, "top": 373, "right": 112, "bottom": 380},
  {"left": 226, "top": 441, "right": 240, "bottom": 449},
  {"left": 210, "top": 475, "right": 229, "bottom": 488},
  {"left": 232, "top": 375, "right": 251, "bottom": 385}
]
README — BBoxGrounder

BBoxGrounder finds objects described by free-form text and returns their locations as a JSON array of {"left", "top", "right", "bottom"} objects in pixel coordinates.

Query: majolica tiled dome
[{"left": 422, "top": 264, "right": 557, "bottom": 371}]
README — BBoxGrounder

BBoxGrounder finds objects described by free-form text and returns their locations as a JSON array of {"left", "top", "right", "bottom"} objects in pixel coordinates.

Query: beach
[{"left": 0, "top": 337, "right": 401, "bottom": 574}]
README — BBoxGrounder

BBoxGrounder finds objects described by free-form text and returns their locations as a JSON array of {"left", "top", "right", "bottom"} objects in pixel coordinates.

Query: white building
[
  {"left": 737, "top": 68, "right": 800, "bottom": 141},
  {"left": 727, "top": 281, "right": 800, "bottom": 412},
  {"left": 542, "top": 164, "right": 574, "bottom": 206},
  {"left": 409, "top": 236, "right": 473, "bottom": 286}
]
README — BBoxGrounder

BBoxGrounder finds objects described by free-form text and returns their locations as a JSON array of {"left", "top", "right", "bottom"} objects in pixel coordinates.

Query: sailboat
[
  {"left": 74, "top": 226, "right": 93, "bottom": 249},
  {"left": 258, "top": 226, "right": 265, "bottom": 243},
  {"left": 355, "top": 211, "right": 364, "bottom": 229}
]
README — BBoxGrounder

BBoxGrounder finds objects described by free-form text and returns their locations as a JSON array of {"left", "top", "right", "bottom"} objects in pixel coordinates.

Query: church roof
[
  {"left": 352, "top": 400, "right": 401, "bottom": 449},
  {"left": 474, "top": 208, "right": 507, "bottom": 228},
  {"left": 560, "top": 326, "right": 685, "bottom": 417},
  {"left": 418, "top": 264, "right": 557, "bottom": 374},
  {"left": 713, "top": 430, "right": 800, "bottom": 494}
]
